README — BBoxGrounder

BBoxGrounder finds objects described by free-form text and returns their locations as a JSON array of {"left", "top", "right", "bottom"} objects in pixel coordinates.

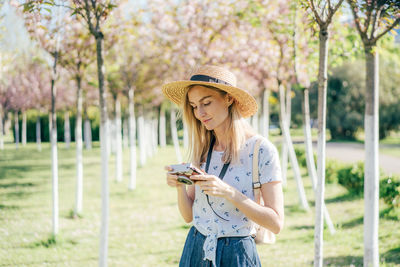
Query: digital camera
[{"left": 170, "top": 163, "right": 202, "bottom": 185}]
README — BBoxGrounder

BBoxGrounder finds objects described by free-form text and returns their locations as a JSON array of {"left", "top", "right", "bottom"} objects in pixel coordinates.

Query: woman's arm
[
  {"left": 192, "top": 173, "right": 284, "bottom": 234},
  {"left": 176, "top": 184, "right": 195, "bottom": 223},
  {"left": 227, "top": 181, "right": 284, "bottom": 234},
  {"left": 165, "top": 166, "right": 196, "bottom": 223}
]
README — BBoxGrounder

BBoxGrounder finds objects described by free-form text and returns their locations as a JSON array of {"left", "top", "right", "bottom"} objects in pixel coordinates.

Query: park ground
[{"left": 0, "top": 133, "right": 400, "bottom": 266}]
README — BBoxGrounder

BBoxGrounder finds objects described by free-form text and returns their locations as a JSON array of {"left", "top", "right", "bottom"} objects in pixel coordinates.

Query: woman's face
[{"left": 187, "top": 85, "right": 233, "bottom": 131}]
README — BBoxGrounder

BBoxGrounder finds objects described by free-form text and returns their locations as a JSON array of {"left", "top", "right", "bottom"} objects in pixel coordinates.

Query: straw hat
[{"left": 162, "top": 65, "right": 257, "bottom": 118}]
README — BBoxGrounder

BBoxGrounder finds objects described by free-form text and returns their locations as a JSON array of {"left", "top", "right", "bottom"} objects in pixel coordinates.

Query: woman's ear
[{"left": 226, "top": 94, "right": 234, "bottom": 106}]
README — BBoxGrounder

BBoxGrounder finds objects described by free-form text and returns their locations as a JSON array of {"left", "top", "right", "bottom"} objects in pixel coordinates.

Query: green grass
[{"left": 0, "top": 142, "right": 399, "bottom": 266}]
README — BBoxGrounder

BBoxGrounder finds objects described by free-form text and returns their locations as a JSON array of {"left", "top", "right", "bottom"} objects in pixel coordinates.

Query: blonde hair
[{"left": 183, "top": 85, "right": 255, "bottom": 167}]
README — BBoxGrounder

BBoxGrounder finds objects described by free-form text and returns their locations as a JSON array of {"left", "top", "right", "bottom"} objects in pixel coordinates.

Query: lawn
[{"left": 0, "top": 141, "right": 399, "bottom": 266}]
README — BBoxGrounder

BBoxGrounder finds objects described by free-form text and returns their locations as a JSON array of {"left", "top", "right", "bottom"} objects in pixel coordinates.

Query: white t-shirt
[{"left": 192, "top": 135, "right": 282, "bottom": 265}]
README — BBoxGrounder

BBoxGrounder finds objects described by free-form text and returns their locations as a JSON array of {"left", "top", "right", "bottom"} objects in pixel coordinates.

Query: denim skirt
[{"left": 179, "top": 226, "right": 262, "bottom": 267}]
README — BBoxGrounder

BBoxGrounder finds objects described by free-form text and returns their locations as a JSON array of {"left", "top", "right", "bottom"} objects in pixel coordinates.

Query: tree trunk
[
  {"left": 282, "top": 86, "right": 292, "bottom": 186},
  {"left": 303, "top": 88, "right": 335, "bottom": 235},
  {"left": 159, "top": 105, "right": 166, "bottom": 147},
  {"left": 14, "top": 111, "right": 19, "bottom": 149},
  {"left": 36, "top": 115, "right": 41, "bottom": 151},
  {"left": 279, "top": 88, "right": 287, "bottom": 187},
  {"left": 251, "top": 104, "right": 259, "bottom": 133},
  {"left": 123, "top": 117, "right": 128, "bottom": 149},
  {"left": 138, "top": 109, "right": 146, "bottom": 166},
  {"left": 64, "top": 111, "right": 71, "bottom": 149},
  {"left": 0, "top": 106, "right": 3, "bottom": 150},
  {"left": 95, "top": 33, "right": 109, "bottom": 267},
  {"left": 110, "top": 116, "right": 116, "bottom": 154},
  {"left": 84, "top": 116, "right": 92, "bottom": 150},
  {"left": 50, "top": 54, "right": 59, "bottom": 236},
  {"left": 128, "top": 88, "right": 137, "bottom": 190},
  {"left": 115, "top": 97, "right": 123, "bottom": 183},
  {"left": 279, "top": 84, "right": 309, "bottom": 211},
  {"left": 152, "top": 118, "right": 158, "bottom": 155},
  {"left": 145, "top": 120, "right": 153, "bottom": 158},
  {"left": 22, "top": 111, "right": 27, "bottom": 146},
  {"left": 262, "top": 88, "right": 270, "bottom": 138},
  {"left": 315, "top": 26, "right": 329, "bottom": 267},
  {"left": 364, "top": 44, "right": 379, "bottom": 267},
  {"left": 49, "top": 112, "right": 52, "bottom": 138},
  {"left": 170, "top": 108, "right": 182, "bottom": 163},
  {"left": 75, "top": 75, "right": 83, "bottom": 216}
]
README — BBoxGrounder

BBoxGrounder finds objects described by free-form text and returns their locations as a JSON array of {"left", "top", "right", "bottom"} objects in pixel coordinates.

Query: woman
[{"left": 163, "top": 65, "right": 284, "bottom": 267}]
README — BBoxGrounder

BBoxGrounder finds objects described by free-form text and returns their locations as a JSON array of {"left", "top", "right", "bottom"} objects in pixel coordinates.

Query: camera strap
[
  {"left": 205, "top": 136, "right": 230, "bottom": 178},
  {"left": 204, "top": 135, "right": 230, "bottom": 221}
]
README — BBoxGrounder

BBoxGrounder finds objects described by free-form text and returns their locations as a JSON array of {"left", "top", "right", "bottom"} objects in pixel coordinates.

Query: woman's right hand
[{"left": 165, "top": 165, "right": 185, "bottom": 188}]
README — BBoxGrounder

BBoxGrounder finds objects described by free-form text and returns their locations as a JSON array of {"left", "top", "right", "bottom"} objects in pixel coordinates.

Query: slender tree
[
  {"left": 292, "top": 0, "right": 336, "bottom": 235},
  {"left": 302, "top": 1, "right": 345, "bottom": 265},
  {"left": 346, "top": 1, "right": 400, "bottom": 266},
  {"left": 58, "top": 17, "right": 95, "bottom": 216}
]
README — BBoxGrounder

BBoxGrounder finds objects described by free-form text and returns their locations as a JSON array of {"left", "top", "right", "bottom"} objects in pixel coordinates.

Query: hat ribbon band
[{"left": 190, "top": 74, "right": 232, "bottom": 86}]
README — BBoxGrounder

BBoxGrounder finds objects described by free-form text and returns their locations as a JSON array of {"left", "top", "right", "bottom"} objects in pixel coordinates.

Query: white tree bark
[
  {"left": 364, "top": 45, "right": 379, "bottom": 267},
  {"left": 123, "top": 117, "right": 128, "bottom": 149},
  {"left": 159, "top": 105, "right": 166, "bottom": 147},
  {"left": 314, "top": 26, "right": 329, "bottom": 267},
  {"left": 84, "top": 117, "right": 92, "bottom": 150},
  {"left": 281, "top": 87, "right": 292, "bottom": 187},
  {"left": 251, "top": 105, "right": 259, "bottom": 133},
  {"left": 170, "top": 108, "right": 182, "bottom": 163},
  {"left": 152, "top": 118, "right": 158, "bottom": 155},
  {"left": 50, "top": 78, "right": 59, "bottom": 237},
  {"left": 128, "top": 88, "right": 137, "bottom": 190},
  {"left": 0, "top": 107, "right": 3, "bottom": 150},
  {"left": 145, "top": 119, "right": 153, "bottom": 158},
  {"left": 303, "top": 88, "right": 335, "bottom": 235},
  {"left": 115, "top": 98, "right": 123, "bottom": 183},
  {"left": 261, "top": 88, "right": 270, "bottom": 138},
  {"left": 49, "top": 113, "right": 52, "bottom": 139},
  {"left": 36, "top": 115, "right": 41, "bottom": 152},
  {"left": 50, "top": 112, "right": 59, "bottom": 236},
  {"left": 22, "top": 111, "right": 27, "bottom": 146},
  {"left": 110, "top": 117, "right": 116, "bottom": 155},
  {"left": 279, "top": 84, "right": 309, "bottom": 211},
  {"left": 75, "top": 76, "right": 83, "bottom": 216},
  {"left": 14, "top": 111, "right": 19, "bottom": 149},
  {"left": 94, "top": 33, "right": 110, "bottom": 267},
  {"left": 64, "top": 111, "right": 71, "bottom": 149},
  {"left": 138, "top": 112, "right": 146, "bottom": 166}
]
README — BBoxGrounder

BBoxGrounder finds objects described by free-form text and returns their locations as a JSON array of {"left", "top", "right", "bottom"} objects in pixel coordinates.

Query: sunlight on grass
[{"left": 0, "top": 142, "right": 399, "bottom": 266}]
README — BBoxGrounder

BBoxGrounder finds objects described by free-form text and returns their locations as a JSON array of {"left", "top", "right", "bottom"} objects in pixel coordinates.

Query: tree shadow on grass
[
  {"left": 284, "top": 204, "right": 308, "bottom": 216},
  {"left": 341, "top": 215, "right": 363, "bottom": 229},
  {"left": 380, "top": 207, "right": 399, "bottom": 221},
  {"left": 0, "top": 165, "right": 49, "bottom": 181},
  {"left": 290, "top": 225, "right": 314, "bottom": 231},
  {"left": 0, "top": 203, "right": 20, "bottom": 210},
  {"left": 3, "top": 191, "right": 33, "bottom": 200},
  {"left": 382, "top": 246, "right": 400, "bottom": 265},
  {"left": 334, "top": 208, "right": 396, "bottom": 229},
  {"left": 325, "top": 192, "right": 361, "bottom": 204},
  {"left": 0, "top": 182, "right": 35, "bottom": 189},
  {"left": 322, "top": 255, "right": 363, "bottom": 266},
  {"left": 0, "top": 165, "right": 32, "bottom": 180}
]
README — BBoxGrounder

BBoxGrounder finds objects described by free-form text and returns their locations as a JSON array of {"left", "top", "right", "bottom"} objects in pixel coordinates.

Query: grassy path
[{"left": 0, "top": 143, "right": 399, "bottom": 266}]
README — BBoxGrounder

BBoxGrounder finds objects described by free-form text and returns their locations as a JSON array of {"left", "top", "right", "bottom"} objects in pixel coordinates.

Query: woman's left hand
[{"left": 190, "top": 174, "right": 234, "bottom": 199}]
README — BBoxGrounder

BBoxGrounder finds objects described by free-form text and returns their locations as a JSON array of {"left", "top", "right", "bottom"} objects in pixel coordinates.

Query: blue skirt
[{"left": 179, "top": 226, "right": 262, "bottom": 267}]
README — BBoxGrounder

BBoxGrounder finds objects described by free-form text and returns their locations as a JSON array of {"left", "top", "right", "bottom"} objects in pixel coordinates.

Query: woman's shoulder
[{"left": 246, "top": 134, "right": 277, "bottom": 151}]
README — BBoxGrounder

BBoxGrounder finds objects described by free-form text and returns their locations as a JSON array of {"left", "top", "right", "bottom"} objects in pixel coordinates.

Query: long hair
[{"left": 183, "top": 85, "right": 255, "bottom": 167}]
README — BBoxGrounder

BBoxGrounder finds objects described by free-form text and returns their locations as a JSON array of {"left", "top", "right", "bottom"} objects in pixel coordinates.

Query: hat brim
[{"left": 162, "top": 80, "right": 258, "bottom": 118}]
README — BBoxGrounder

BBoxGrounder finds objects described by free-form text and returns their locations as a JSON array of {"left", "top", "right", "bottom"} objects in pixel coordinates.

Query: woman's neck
[{"left": 213, "top": 133, "right": 226, "bottom": 152}]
